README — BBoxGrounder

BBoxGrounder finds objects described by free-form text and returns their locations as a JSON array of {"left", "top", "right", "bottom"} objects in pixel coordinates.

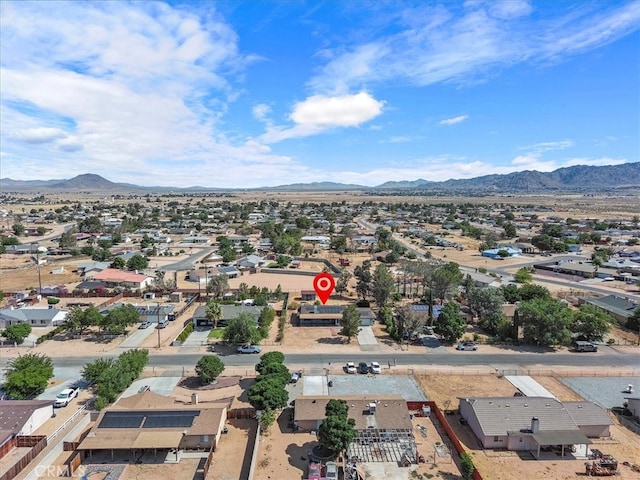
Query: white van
[{"left": 574, "top": 341, "right": 597, "bottom": 352}]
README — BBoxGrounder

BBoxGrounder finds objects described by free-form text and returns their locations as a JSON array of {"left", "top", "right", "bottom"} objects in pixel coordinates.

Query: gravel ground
[
  {"left": 327, "top": 374, "right": 427, "bottom": 400},
  {"left": 560, "top": 376, "right": 640, "bottom": 408}
]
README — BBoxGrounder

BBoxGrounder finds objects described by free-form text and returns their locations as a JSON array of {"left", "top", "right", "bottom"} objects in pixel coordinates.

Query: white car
[
  {"left": 54, "top": 387, "right": 79, "bottom": 407},
  {"left": 456, "top": 342, "right": 478, "bottom": 351},
  {"left": 237, "top": 344, "right": 262, "bottom": 354},
  {"left": 370, "top": 362, "right": 381, "bottom": 374},
  {"left": 345, "top": 362, "right": 357, "bottom": 374}
]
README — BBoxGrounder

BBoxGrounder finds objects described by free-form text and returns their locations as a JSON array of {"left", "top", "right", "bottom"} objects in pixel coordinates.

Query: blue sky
[{"left": 1, "top": 0, "right": 638, "bottom": 188}]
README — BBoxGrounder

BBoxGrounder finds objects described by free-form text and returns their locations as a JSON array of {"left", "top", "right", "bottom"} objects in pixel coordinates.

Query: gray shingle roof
[
  {"left": 460, "top": 397, "right": 579, "bottom": 436},
  {"left": 564, "top": 401, "right": 613, "bottom": 426}
]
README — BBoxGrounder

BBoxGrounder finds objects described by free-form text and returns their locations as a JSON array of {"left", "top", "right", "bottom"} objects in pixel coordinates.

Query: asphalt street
[{"left": 6, "top": 348, "right": 635, "bottom": 371}]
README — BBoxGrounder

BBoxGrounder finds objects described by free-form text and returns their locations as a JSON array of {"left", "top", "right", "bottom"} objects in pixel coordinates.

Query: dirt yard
[{"left": 416, "top": 374, "right": 640, "bottom": 480}]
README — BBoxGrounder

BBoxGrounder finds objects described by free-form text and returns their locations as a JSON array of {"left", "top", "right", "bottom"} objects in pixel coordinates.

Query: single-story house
[
  {"left": 0, "top": 400, "right": 54, "bottom": 459},
  {"left": 581, "top": 295, "right": 638, "bottom": 326},
  {"left": 459, "top": 396, "right": 611, "bottom": 457},
  {"left": 236, "top": 255, "right": 263, "bottom": 270},
  {"left": 481, "top": 247, "right": 522, "bottom": 259},
  {"left": 0, "top": 307, "right": 68, "bottom": 329},
  {"left": 90, "top": 268, "right": 153, "bottom": 291},
  {"left": 625, "top": 397, "right": 640, "bottom": 419},
  {"left": 101, "top": 303, "right": 175, "bottom": 324},
  {"left": 192, "top": 304, "right": 264, "bottom": 327},
  {"left": 294, "top": 395, "right": 417, "bottom": 463},
  {"left": 465, "top": 271, "right": 502, "bottom": 288},
  {"left": 76, "top": 391, "right": 228, "bottom": 454},
  {"left": 298, "top": 304, "right": 376, "bottom": 326}
]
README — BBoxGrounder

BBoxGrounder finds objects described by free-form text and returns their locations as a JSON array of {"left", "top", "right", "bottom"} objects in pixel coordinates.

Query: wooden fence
[
  {"left": 0, "top": 435, "right": 47, "bottom": 480},
  {"left": 407, "top": 401, "right": 483, "bottom": 480}
]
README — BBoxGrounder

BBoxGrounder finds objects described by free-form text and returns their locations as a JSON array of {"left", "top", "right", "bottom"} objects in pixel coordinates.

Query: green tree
[
  {"left": 627, "top": 307, "right": 640, "bottom": 332},
  {"left": 207, "top": 274, "right": 229, "bottom": 300},
  {"left": 223, "top": 312, "right": 260, "bottom": 345},
  {"left": 110, "top": 256, "right": 126, "bottom": 269},
  {"left": 434, "top": 302, "right": 466, "bottom": 344},
  {"left": 195, "top": 355, "right": 225, "bottom": 384},
  {"left": 12, "top": 223, "right": 25, "bottom": 236},
  {"left": 514, "top": 267, "right": 533, "bottom": 284},
  {"left": 531, "top": 234, "right": 554, "bottom": 252},
  {"left": 335, "top": 270, "right": 352, "bottom": 296},
  {"left": 339, "top": 304, "right": 361, "bottom": 343},
  {"left": 59, "top": 231, "right": 77, "bottom": 248},
  {"left": 354, "top": 261, "right": 372, "bottom": 300},
  {"left": 371, "top": 264, "right": 395, "bottom": 307},
  {"left": 519, "top": 297, "right": 572, "bottom": 346},
  {"left": 2, "top": 323, "right": 32, "bottom": 344},
  {"left": 460, "top": 452, "right": 475, "bottom": 480},
  {"left": 206, "top": 300, "right": 223, "bottom": 329},
  {"left": 64, "top": 305, "right": 102, "bottom": 335},
  {"left": 394, "top": 306, "right": 425, "bottom": 341},
  {"left": 248, "top": 375, "right": 289, "bottom": 410},
  {"left": 466, "top": 287, "right": 506, "bottom": 335},
  {"left": 571, "top": 304, "right": 611, "bottom": 342},
  {"left": 82, "top": 358, "right": 116, "bottom": 383},
  {"left": 430, "top": 262, "right": 463, "bottom": 302},
  {"left": 256, "top": 351, "right": 285, "bottom": 372},
  {"left": 257, "top": 408, "right": 277, "bottom": 433},
  {"left": 318, "top": 399, "right": 356, "bottom": 455},
  {"left": 503, "top": 222, "right": 517, "bottom": 239},
  {"left": 3, "top": 353, "right": 54, "bottom": 399},
  {"left": 126, "top": 254, "right": 148, "bottom": 271},
  {"left": 101, "top": 304, "right": 139, "bottom": 335}
]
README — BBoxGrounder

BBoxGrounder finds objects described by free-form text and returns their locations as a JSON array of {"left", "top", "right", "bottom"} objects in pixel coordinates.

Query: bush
[
  {"left": 47, "top": 297, "right": 60, "bottom": 305},
  {"left": 176, "top": 323, "right": 194, "bottom": 343},
  {"left": 460, "top": 452, "right": 475, "bottom": 480},
  {"left": 606, "top": 338, "right": 616, "bottom": 345},
  {"left": 287, "top": 301, "right": 299, "bottom": 311},
  {"left": 3, "top": 323, "right": 32, "bottom": 344},
  {"left": 195, "top": 355, "right": 225, "bottom": 384}
]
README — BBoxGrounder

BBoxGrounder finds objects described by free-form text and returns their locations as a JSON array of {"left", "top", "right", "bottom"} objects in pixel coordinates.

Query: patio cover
[{"left": 532, "top": 430, "right": 591, "bottom": 446}]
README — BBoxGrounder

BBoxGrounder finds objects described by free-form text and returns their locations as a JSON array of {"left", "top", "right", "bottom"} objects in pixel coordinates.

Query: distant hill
[{"left": 1, "top": 162, "right": 638, "bottom": 193}]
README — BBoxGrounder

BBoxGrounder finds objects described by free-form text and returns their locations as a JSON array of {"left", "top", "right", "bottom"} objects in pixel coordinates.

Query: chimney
[
  {"left": 191, "top": 393, "right": 198, "bottom": 405},
  {"left": 531, "top": 417, "right": 540, "bottom": 433}
]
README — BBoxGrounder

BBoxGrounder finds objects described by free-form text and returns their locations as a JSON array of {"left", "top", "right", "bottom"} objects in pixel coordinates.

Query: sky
[{"left": 1, "top": 0, "right": 639, "bottom": 188}]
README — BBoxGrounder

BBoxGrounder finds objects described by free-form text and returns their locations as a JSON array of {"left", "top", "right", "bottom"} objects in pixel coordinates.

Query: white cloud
[
  {"left": 439, "top": 114, "right": 469, "bottom": 126},
  {"left": 252, "top": 103, "right": 272, "bottom": 122},
  {"left": 14, "top": 127, "right": 67, "bottom": 144},
  {"left": 520, "top": 140, "right": 574, "bottom": 152},
  {"left": 308, "top": 2, "right": 640, "bottom": 92},
  {"left": 259, "top": 92, "right": 384, "bottom": 143}
]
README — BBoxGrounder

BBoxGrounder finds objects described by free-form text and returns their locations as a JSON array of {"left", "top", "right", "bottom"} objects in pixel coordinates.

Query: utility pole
[{"left": 157, "top": 302, "right": 161, "bottom": 349}]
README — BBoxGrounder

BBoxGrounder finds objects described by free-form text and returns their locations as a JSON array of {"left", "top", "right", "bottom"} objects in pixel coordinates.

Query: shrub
[
  {"left": 176, "top": 323, "right": 194, "bottom": 343},
  {"left": 460, "top": 452, "right": 475, "bottom": 480},
  {"left": 47, "top": 297, "right": 60, "bottom": 305}
]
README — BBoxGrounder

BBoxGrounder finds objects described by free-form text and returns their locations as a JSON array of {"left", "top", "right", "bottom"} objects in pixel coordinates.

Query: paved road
[{"left": 9, "top": 349, "right": 635, "bottom": 371}]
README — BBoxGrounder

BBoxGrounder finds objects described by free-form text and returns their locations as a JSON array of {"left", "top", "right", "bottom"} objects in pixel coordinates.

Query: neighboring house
[
  {"left": 90, "top": 268, "right": 153, "bottom": 291},
  {"left": 581, "top": 295, "right": 639, "bottom": 326},
  {"left": 300, "top": 290, "right": 317, "bottom": 301},
  {"left": 465, "top": 271, "right": 502, "bottom": 288},
  {"left": 236, "top": 255, "right": 263, "bottom": 270},
  {"left": 298, "top": 304, "right": 376, "bottom": 326},
  {"left": 459, "top": 397, "right": 611, "bottom": 457},
  {"left": 180, "top": 236, "right": 210, "bottom": 245},
  {"left": 192, "top": 304, "right": 264, "bottom": 327},
  {"left": 0, "top": 400, "right": 54, "bottom": 459},
  {"left": 625, "top": 397, "right": 640, "bottom": 420},
  {"left": 216, "top": 266, "right": 240, "bottom": 278},
  {"left": 294, "top": 395, "right": 418, "bottom": 463},
  {"left": 481, "top": 247, "right": 522, "bottom": 259},
  {"left": 77, "top": 261, "right": 111, "bottom": 277},
  {"left": 0, "top": 307, "right": 68, "bottom": 329},
  {"left": 101, "top": 303, "right": 175, "bottom": 324},
  {"left": 76, "top": 392, "right": 228, "bottom": 454}
]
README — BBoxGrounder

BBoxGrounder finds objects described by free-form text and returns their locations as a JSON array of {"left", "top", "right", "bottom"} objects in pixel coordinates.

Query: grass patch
[{"left": 208, "top": 328, "right": 225, "bottom": 339}]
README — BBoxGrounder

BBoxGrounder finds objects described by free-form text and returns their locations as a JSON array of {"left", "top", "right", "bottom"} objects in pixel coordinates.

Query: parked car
[
  {"left": 54, "top": 387, "right": 79, "bottom": 407},
  {"left": 358, "top": 362, "right": 369, "bottom": 374},
  {"left": 345, "top": 362, "right": 357, "bottom": 374},
  {"left": 237, "top": 344, "right": 262, "bottom": 354},
  {"left": 456, "top": 342, "right": 478, "bottom": 351},
  {"left": 424, "top": 326, "right": 434, "bottom": 335},
  {"left": 308, "top": 462, "right": 322, "bottom": 480},
  {"left": 574, "top": 341, "right": 598, "bottom": 352},
  {"left": 370, "top": 362, "right": 381, "bottom": 374},
  {"left": 156, "top": 320, "right": 169, "bottom": 329},
  {"left": 325, "top": 461, "right": 337, "bottom": 480},
  {"left": 139, "top": 321, "right": 151, "bottom": 329},
  {"left": 138, "top": 385, "right": 151, "bottom": 393},
  {"left": 291, "top": 371, "right": 302, "bottom": 383}
]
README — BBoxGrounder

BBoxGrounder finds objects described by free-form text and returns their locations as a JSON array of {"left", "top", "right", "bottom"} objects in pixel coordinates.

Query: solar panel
[
  {"left": 99, "top": 412, "right": 145, "bottom": 429},
  {"left": 142, "top": 411, "right": 200, "bottom": 429},
  {"left": 410, "top": 305, "right": 429, "bottom": 311},
  {"left": 318, "top": 306, "right": 344, "bottom": 314}
]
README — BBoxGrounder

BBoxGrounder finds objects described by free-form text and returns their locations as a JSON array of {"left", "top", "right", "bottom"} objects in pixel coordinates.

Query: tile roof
[{"left": 92, "top": 268, "right": 149, "bottom": 283}]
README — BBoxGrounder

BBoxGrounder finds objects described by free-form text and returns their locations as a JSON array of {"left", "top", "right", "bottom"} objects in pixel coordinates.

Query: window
[
  {"left": 493, "top": 436, "right": 502, "bottom": 442},
  {"left": 41, "top": 319, "right": 47, "bottom": 324}
]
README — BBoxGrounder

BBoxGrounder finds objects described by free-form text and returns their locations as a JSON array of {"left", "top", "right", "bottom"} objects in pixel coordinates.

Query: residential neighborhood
[{"left": 0, "top": 190, "right": 639, "bottom": 480}]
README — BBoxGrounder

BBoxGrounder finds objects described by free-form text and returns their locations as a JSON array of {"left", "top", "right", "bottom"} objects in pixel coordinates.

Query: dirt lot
[{"left": 416, "top": 374, "right": 640, "bottom": 480}]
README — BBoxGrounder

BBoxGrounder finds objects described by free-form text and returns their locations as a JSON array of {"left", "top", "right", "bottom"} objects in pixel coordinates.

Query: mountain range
[{"left": 1, "top": 163, "right": 639, "bottom": 193}]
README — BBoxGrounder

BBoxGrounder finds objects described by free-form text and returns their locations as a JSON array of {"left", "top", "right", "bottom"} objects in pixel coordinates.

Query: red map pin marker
[{"left": 313, "top": 272, "right": 335, "bottom": 304}]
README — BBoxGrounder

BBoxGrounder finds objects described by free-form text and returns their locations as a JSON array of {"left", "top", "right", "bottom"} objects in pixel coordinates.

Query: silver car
[{"left": 456, "top": 342, "right": 478, "bottom": 351}]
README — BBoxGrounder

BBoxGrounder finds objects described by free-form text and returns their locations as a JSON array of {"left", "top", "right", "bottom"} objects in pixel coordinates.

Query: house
[
  {"left": 192, "top": 304, "right": 264, "bottom": 327},
  {"left": 236, "top": 254, "right": 263, "bottom": 270},
  {"left": 458, "top": 396, "right": 611, "bottom": 457},
  {"left": 76, "top": 391, "right": 228, "bottom": 455},
  {"left": 294, "top": 395, "right": 418, "bottom": 463},
  {"left": 90, "top": 268, "right": 153, "bottom": 291},
  {"left": 581, "top": 295, "right": 639, "bottom": 326},
  {"left": 481, "top": 246, "right": 522, "bottom": 259},
  {"left": 0, "top": 400, "right": 53, "bottom": 459},
  {"left": 625, "top": 397, "right": 640, "bottom": 419},
  {"left": 298, "top": 304, "right": 376, "bottom": 326},
  {"left": 465, "top": 271, "right": 502, "bottom": 288},
  {"left": 101, "top": 303, "right": 175, "bottom": 325},
  {"left": 0, "top": 307, "right": 68, "bottom": 329},
  {"left": 300, "top": 290, "right": 317, "bottom": 301}
]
